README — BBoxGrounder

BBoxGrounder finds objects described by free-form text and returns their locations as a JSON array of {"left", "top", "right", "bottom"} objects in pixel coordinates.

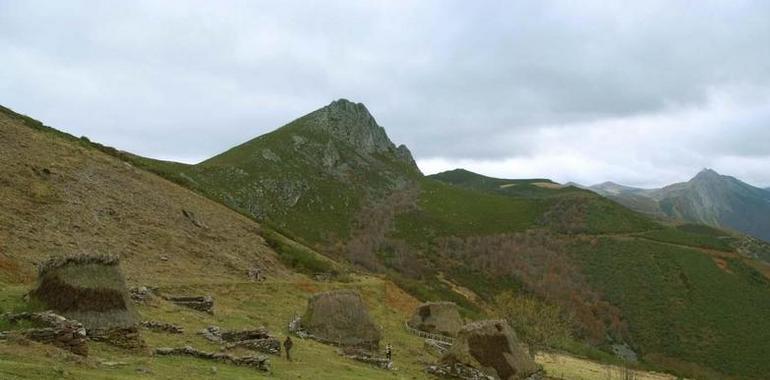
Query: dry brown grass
[
  {"left": 0, "top": 109, "right": 290, "bottom": 288},
  {"left": 536, "top": 352, "right": 681, "bottom": 380}
]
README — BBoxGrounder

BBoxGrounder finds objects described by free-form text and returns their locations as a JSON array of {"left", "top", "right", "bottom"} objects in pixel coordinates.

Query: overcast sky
[{"left": 2, "top": 1, "right": 769, "bottom": 188}]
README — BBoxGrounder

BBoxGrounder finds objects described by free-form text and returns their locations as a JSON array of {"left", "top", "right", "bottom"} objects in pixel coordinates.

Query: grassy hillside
[
  {"left": 575, "top": 238, "right": 770, "bottom": 378},
  {"left": 414, "top": 169, "right": 770, "bottom": 379},
  {"left": 5, "top": 102, "right": 770, "bottom": 379},
  {"left": 0, "top": 104, "right": 684, "bottom": 380},
  {"left": 0, "top": 106, "right": 292, "bottom": 285}
]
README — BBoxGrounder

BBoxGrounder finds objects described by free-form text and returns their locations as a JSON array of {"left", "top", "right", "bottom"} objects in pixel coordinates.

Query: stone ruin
[
  {"left": 1, "top": 311, "right": 88, "bottom": 356},
  {"left": 155, "top": 346, "right": 270, "bottom": 372},
  {"left": 28, "top": 255, "right": 141, "bottom": 347},
  {"left": 340, "top": 346, "right": 393, "bottom": 370},
  {"left": 200, "top": 325, "right": 281, "bottom": 355},
  {"left": 409, "top": 301, "right": 464, "bottom": 337},
  {"left": 129, "top": 286, "right": 156, "bottom": 303},
  {"left": 141, "top": 320, "right": 184, "bottom": 334},
  {"left": 299, "top": 289, "right": 381, "bottom": 350},
  {"left": 438, "top": 320, "right": 538, "bottom": 380},
  {"left": 426, "top": 362, "right": 495, "bottom": 380},
  {"left": 164, "top": 295, "right": 214, "bottom": 314}
]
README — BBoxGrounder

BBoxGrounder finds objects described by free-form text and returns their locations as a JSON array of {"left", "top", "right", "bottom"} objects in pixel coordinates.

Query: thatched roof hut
[
  {"left": 301, "top": 289, "right": 381, "bottom": 349},
  {"left": 441, "top": 320, "right": 538, "bottom": 380},
  {"left": 29, "top": 255, "right": 139, "bottom": 332},
  {"left": 409, "top": 301, "right": 463, "bottom": 337}
]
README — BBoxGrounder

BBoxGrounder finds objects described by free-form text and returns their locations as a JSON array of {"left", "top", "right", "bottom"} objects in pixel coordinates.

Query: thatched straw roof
[
  {"left": 409, "top": 301, "right": 463, "bottom": 337},
  {"left": 30, "top": 254, "right": 138, "bottom": 331},
  {"left": 302, "top": 289, "right": 381, "bottom": 349},
  {"left": 441, "top": 320, "right": 538, "bottom": 380}
]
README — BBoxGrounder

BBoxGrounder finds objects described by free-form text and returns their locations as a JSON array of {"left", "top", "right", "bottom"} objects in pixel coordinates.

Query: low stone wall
[
  {"left": 225, "top": 338, "right": 281, "bottom": 355},
  {"left": 424, "top": 338, "right": 453, "bottom": 355},
  {"left": 201, "top": 325, "right": 281, "bottom": 355},
  {"left": 2, "top": 311, "right": 88, "bottom": 356},
  {"left": 141, "top": 320, "right": 183, "bottom": 334},
  {"left": 155, "top": 346, "right": 270, "bottom": 372},
  {"left": 165, "top": 295, "right": 214, "bottom": 313},
  {"left": 341, "top": 347, "right": 392, "bottom": 370},
  {"left": 89, "top": 326, "right": 144, "bottom": 350},
  {"left": 129, "top": 287, "right": 156, "bottom": 303},
  {"left": 425, "top": 363, "right": 495, "bottom": 380}
]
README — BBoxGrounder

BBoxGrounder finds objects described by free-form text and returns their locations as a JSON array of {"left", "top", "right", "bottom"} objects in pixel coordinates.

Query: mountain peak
[
  {"left": 302, "top": 99, "right": 413, "bottom": 162},
  {"left": 693, "top": 168, "right": 721, "bottom": 181}
]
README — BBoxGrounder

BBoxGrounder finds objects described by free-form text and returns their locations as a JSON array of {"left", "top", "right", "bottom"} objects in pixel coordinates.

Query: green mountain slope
[
  {"left": 133, "top": 99, "right": 420, "bottom": 246},
  {"left": 586, "top": 170, "right": 770, "bottom": 243},
  {"left": 129, "top": 100, "right": 770, "bottom": 379},
  {"left": 427, "top": 169, "right": 770, "bottom": 378},
  {"left": 9, "top": 101, "right": 770, "bottom": 379}
]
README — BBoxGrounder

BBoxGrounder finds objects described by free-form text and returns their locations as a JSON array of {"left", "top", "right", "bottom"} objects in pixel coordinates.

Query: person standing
[
  {"left": 385, "top": 343, "right": 392, "bottom": 361},
  {"left": 284, "top": 336, "right": 294, "bottom": 361}
]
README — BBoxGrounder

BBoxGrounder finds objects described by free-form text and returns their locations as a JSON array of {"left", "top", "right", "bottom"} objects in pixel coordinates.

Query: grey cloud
[{"left": 1, "top": 1, "right": 769, "bottom": 185}]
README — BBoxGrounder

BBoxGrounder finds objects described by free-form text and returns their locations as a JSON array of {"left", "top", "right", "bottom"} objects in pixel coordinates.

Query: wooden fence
[{"left": 403, "top": 321, "right": 455, "bottom": 344}]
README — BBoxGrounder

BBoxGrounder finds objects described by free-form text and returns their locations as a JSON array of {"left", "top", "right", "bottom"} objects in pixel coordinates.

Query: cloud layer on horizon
[{"left": 1, "top": 1, "right": 769, "bottom": 188}]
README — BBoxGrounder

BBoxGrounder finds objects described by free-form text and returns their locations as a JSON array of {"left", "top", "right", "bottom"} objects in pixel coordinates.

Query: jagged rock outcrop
[
  {"left": 303, "top": 99, "right": 407, "bottom": 158},
  {"left": 441, "top": 320, "right": 538, "bottom": 380},
  {"left": 409, "top": 301, "right": 463, "bottom": 337},
  {"left": 301, "top": 289, "right": 381, "bottom": 349}
]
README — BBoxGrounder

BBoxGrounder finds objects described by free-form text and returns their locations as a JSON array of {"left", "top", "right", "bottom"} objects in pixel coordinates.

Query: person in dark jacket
[
  {"left": 385, "top": 343, "right": 392, "bottom": 361},
  {"left": 284, "top": 336, "right": 294, "bottom": 361}
]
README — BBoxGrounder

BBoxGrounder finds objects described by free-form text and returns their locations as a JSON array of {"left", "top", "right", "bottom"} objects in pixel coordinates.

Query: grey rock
[{"left": 261, "top": 148, "right": 280, "bottom": 162}]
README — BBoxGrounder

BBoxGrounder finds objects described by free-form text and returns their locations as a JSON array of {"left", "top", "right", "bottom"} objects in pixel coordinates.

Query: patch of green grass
[
  {"left": 584, "top": 198, "right": 657, "bottom": 234},
  {"left": 429, "top": 168, "right": 588, "bottom": 199},
  {"left": 393, "top": 178, "right": 545, "bottom": 243},
  {"left": 0, "top": 284, "right": 45, "bottom": 331},
  {"left": 387, "top": 272, "right": 484, "bottom": 321},
  {"left": 574, "top": 237, "right": 770, "bottom": 379},
  {"left": 261, "top": 229, "right": 338, "bottom": 275},
  {"left": 637, "top": 225, "right": 736, "bottom": 252}
]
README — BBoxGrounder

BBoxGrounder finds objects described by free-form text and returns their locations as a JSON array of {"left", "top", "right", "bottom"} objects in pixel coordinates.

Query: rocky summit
[{"left": 306, "top": 99, "right": 414, "bottom": 160}]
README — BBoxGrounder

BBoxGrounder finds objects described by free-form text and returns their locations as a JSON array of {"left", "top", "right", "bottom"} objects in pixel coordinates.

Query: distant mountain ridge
[{"left": 583, "top": 169, "right": 770, "bottom": 242}]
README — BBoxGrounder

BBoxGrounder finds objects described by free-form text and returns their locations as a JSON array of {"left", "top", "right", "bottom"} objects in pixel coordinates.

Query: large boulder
[
  {"left": 409, "top": 301, "right": 463, "bottom": 337},
  {"left": 301, "top": 289, "right": 381, "bottom": 349},
  {"left": 441, "top": 320, "right": 538, "bottom": 380}
]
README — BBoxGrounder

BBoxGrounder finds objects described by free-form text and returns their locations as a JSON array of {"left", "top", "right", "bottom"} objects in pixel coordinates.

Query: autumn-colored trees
[
  {"left": 495, "top": 291, "right": 573, "bottom": 353},
  {"left": 435, "top": 231, "right": 628, "bottom": 344}
]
